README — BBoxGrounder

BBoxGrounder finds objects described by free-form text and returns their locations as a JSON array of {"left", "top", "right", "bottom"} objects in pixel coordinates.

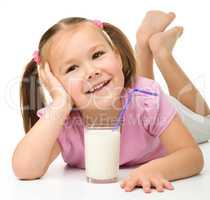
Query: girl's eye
[
  {"left": 66, "top": 65, "right": 78, "bottom": 73},
  {"left": 92, "top": 51, "right": 105, "bottom": 59}
]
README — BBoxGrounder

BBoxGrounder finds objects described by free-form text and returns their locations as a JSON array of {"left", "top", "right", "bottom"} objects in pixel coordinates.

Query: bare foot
[
  {"left": 134, "top": 10, "right": 176, "bottom": 79},
  {"left": 136, "top": 10, "right": 176, "bottom": 47},
  {"left": 149, "top": 26, "right": 184, "bottom": 59}
]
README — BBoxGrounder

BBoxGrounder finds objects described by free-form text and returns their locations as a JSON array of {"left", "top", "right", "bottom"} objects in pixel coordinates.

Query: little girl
[{"left": 12, "top": 11, "right": 210, "bottom": 193}]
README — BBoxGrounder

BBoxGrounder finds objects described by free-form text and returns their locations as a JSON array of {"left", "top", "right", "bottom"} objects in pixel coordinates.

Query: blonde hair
[{"left": 20, "top": 17, "right": 136, "bottom": 133}]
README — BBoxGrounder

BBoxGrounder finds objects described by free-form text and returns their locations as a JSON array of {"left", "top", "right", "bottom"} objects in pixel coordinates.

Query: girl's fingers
[
  {"left": 45, "top": 62, "right": 51, "bottom": 74},
  {"left": 139, "top": 178, "right": 152, "bottom": 193},
  {"left": 120, "top": 174, "right": 174, "bottom": 193},
  {"left": 44, "top": 62, "right": 61, "bottom": 85},
  {"left": 122, "top": 178, "right": 138, "bottom": 192},
  {"left": 120, "top": 181, "right": 125, "bottom": 188},
  {"left": 150, "top": 178, "right": 164, "bottom": 192},
  {"left": 44, "top": 62, "right": 51, "bottom": 79},
  {"left": 162, "top": 179, "right": 174, "bottom": 190},
  {"left": 121, "top": 178, "right": 174, "bottom": 193},
  {"left": 42, "top": 62, "right": 55, "bottom": 86},
  {"left": 37, "top": 65, "right": 45, "bottom": 85}
]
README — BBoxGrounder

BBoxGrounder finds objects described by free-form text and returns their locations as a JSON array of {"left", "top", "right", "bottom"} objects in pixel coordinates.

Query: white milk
[{"left": 84, "top": 127, "right": 120, "bottom": 183}]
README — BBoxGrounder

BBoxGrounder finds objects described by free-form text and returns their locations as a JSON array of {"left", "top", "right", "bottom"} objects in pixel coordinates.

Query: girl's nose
[
  {"left": 87, "top": 71, "right": 101, "bottom": 80},
  {"left": 85, "top": 64, "right": 102, "bottom": 80}
]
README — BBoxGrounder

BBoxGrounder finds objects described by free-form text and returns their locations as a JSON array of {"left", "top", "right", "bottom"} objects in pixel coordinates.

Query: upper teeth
[{"left": 88, "top": 81, "right": 107, "bottom": 93}]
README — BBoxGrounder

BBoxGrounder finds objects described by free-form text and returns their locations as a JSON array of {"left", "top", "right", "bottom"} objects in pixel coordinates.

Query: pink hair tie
[
  {"left": 92, "top": 19, "right": 104, "bottom": 29},
  {"left": 33, "top": 50, "right": 41, "bottom": 64}
]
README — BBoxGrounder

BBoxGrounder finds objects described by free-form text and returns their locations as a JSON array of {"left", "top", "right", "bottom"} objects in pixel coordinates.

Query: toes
[
  {"left": 168, "top": 12, "right": 176, "bottom": 20},
  {"left": 164, "top": 26, "right": 184, "bottom": 39},
  {"left": 164, "top": 12, "right": 176, "bottom": 27},
  {"left": 177, "top": 26, "right": 184, "bottom": 37},
  {"left": 172, "top": 26, "right": 184, "bottom": 38}
]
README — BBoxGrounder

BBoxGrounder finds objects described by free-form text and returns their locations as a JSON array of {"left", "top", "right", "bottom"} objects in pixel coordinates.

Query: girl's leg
[
  {"left": 149, "top": 27, "right": 210, "bottom": 116},
  {"left": 135, "top": 11, "right": 176, "bottom": 80}
]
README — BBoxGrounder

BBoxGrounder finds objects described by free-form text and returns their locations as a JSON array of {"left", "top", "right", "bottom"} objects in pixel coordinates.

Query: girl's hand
[
  {"left": 120, "top": 165, "right": 174, "bottom": 193},
  {"left": 38, "top": 62, "right": 73, "bottom": 108}
]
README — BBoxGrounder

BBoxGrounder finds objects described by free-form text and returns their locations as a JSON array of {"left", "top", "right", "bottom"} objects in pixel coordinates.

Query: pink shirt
[{"left": 37, "top": 76, "right": 177, "bottom": 169}]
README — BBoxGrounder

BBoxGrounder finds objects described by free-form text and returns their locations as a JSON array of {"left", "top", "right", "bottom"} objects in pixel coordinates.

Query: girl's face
[{"left": 43, "top": 22, "right": 125, "bottom": 112}]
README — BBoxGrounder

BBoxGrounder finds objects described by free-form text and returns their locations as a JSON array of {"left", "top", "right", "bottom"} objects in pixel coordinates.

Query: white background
[{"left": 0, "top": 0, "right": 210, "bottom": 199}]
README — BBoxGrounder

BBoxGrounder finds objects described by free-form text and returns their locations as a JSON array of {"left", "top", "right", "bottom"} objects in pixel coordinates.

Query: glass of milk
[{"left": 84, "top": 126, "right": 120, "bottom": 183}]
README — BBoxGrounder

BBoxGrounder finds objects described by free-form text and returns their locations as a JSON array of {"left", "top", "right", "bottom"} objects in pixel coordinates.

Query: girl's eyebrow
[{"left": 62, "top": 44, "right": 105, "bottom": 67}]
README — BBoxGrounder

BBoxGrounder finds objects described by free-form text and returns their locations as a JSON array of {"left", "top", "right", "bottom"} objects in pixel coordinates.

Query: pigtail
[{"left": 20, "top": 59, "right": 46, "bottom": 133}]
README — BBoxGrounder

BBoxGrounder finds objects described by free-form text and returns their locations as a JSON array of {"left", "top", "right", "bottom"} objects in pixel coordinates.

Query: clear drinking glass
[{"left": 84, "top": 126, "right": 120, "bottom": 183}]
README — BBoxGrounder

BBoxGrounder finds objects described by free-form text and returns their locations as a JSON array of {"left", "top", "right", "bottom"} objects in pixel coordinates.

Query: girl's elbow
[
  {"left": 16, "top": 173, "right": 43, "bottom": 180},
  {"left": 195, "top": 147, "right": 204, "bottom": 173},
  {"left": 12, "top": 158, "right": 45, "bottom": 180},
  {"left": 13, "top": 166, "right": 45, "bottom": 180}
]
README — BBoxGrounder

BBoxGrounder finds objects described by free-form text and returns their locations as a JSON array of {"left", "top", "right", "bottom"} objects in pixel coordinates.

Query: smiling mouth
[{"left": 86, "top": 79, "right": 111, "bottom": 94}]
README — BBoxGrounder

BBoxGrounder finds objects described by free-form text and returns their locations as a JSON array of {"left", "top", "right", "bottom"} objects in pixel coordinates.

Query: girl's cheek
[
  {"left": 98, "top": 58, "right": 122, "bottom": 74},
  {"left": 106, "top": 54, "right": 122, "bottom": 72},
  {"left": 72, "top": 82, "right": 81, "bottom": 93},
  {"left": 62, "top": 78, "right": 81, "bottom": 97}
]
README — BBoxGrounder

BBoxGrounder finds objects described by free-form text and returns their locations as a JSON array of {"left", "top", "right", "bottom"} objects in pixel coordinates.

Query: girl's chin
[{"left": 91, "top": 95, "right": 123, "bottom": 110}]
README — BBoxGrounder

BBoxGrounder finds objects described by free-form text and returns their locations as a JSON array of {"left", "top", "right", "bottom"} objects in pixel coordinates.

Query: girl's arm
[
  {"left": 149, "top": 113, "right": 204, "bottom": 180},
  {"left": 120, "top": 113, "right": 204, "bottom": 192},
  {"left": 12, "top": 98, "right": 71, "bottom": 180}
]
